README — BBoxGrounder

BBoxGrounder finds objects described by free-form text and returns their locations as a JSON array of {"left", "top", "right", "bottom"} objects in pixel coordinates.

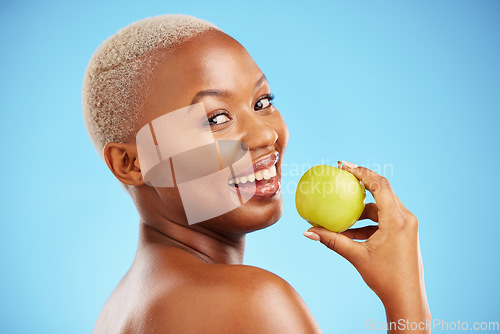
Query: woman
[{"left": 83, "top": 14, "right": 430, "bottom": 333}]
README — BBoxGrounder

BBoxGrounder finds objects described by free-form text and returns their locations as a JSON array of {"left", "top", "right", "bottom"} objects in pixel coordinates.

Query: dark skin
[{"left": 97, "top": 30, "right": 430, "bottom": 333}]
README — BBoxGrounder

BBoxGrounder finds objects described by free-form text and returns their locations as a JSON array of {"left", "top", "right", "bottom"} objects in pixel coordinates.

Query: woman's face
[{"left": 137, "top": 30, "right": 288, "bottom": 237}]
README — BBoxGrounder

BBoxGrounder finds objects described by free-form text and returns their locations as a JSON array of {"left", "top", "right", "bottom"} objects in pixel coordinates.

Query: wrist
[{"left": 381, "top": 287, "right": 431, "bottom": 333}]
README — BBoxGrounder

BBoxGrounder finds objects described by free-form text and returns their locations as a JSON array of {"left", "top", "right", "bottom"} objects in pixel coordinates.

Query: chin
[
  {"left": 243, "top": 191, "right": 284, "bottom": 232},
  {"left": 199, "top": 189, "right": 284, "bottom": 237}
]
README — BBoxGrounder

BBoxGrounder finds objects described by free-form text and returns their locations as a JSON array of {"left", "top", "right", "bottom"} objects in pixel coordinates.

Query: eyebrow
[{"left": 190, "top": 74, "right": 268, "bottom": 105}]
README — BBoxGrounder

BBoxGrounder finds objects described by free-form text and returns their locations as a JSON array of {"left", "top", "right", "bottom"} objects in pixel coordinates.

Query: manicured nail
[
  {"left": 303, "top": 231, "right": 321, "bottom": 241},
  {"left": 339, "top": 160, "right": 358, "bottom": 169}
]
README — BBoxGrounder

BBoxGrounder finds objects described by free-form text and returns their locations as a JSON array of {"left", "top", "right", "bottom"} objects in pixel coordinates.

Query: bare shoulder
[{"left": 146, "top": 263, "right": 322, "bottom": 333}]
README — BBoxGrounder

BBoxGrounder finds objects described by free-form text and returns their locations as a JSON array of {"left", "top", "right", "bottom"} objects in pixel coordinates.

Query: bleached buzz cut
[{"left": 82, "top": 14, "right": 221, "bottom": 158}]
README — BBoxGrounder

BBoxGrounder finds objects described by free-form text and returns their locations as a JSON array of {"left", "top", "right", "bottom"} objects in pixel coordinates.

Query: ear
[{"left": 103, "top": 142, "right": 145, "bottom": 186}]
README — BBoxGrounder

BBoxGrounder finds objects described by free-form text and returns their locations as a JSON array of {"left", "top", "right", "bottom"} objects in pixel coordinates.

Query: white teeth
[
  {"left": 270, "top": 165, "right": 276, "bottom": 177},
  {"left": 228, "top": 165, "right": 278, "bottom": 185}
]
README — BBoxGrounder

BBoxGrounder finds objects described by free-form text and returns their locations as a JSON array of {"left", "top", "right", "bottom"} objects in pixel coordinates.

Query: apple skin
[{"left": 295, "top": 165, "right": 366, "bottom": 232}]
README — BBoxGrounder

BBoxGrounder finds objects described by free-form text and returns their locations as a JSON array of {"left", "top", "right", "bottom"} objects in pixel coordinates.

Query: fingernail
[
  {"left": 303, "top": 231, "right": 321, "bottom": 241},
  {"left": 339, "top": 160, "right": 358, "bottom": 169}
]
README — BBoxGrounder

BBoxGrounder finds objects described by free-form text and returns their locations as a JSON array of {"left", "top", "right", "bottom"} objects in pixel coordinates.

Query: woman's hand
[{"left": 304, "top": 161, "right": 431, "bottom": 333}]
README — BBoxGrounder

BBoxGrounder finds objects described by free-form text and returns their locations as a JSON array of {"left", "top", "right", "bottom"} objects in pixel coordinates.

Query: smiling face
[{"left": 135, "top": 30, "right": 288, "bottom": 236}]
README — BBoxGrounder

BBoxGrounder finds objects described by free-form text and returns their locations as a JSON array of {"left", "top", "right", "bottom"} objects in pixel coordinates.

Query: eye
[
  {"left": 207, "top": 111, "right": 232, "bottom": 126},
  {"left": 254, "top": 94, "right": 274, "bottom": 111}
]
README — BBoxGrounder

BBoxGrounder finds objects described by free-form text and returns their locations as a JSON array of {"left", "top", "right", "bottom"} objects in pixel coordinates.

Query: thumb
[{"left": 306, "top": 226, "right": 364, "bottom": 266}]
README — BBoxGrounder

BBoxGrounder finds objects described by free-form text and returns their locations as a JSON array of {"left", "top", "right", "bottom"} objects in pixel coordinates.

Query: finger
[
  {"left": 358, "top": 202, "right": 379, "bottom": 222},
  {"left": 394, "top": 194, "right": 412, "bottom": 216},
  {"left": 341, "top": 225, "right": 378, "bottom": 240},
  {"left": 339, "top": 162, "right": 411, "bottom": 218},
  {"left": 307, "top": 226, "right": 364, "bottom": 266},
  {"left": 361, "top": 186, "right": 416, "bottom": 228},
  {"left": 338, "top": 161, "right": 403, "bottom": 224}
]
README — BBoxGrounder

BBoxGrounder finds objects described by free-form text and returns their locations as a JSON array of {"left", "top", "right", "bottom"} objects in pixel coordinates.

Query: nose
[{"left": 239, "top": 113, "right": 278, "bottom": 150}]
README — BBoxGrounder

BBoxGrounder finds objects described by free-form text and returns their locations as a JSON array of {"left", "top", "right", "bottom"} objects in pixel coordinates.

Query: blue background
[{"left": 1, "top": 1, "right": 499, "bottom": 333}]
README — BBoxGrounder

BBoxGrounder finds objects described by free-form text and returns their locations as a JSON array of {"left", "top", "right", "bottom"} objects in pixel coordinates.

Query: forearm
[{"left": 382, "top": 286, "right": 431, "bottom": 334}]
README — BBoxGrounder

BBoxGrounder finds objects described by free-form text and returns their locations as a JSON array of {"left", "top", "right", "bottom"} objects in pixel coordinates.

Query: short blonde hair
[{"left": 82, "top": 14, "right": 221, "bottom": 158}]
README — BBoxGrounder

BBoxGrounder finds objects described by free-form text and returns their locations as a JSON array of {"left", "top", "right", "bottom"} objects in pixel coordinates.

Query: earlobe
[{"left": 104, "top": 142, "right": 145, "bottom": 186}]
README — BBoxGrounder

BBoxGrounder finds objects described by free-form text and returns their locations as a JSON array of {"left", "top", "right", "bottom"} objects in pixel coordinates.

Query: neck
[{"left": 138, "top": 217, "right": 245, "bottom": 265}]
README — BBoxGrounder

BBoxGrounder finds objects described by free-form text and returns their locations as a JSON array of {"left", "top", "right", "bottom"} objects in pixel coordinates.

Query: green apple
[{"left": 295, "top": 165, "right": 366, "bottom": 232}]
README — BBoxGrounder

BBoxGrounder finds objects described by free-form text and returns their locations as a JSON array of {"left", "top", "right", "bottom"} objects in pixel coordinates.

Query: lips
[
  {"left": 232, "top": 152, "right": 279, "bottom": 178},
  {"left": 227, "top": 152, "right": 281, "bottom": 200}
]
